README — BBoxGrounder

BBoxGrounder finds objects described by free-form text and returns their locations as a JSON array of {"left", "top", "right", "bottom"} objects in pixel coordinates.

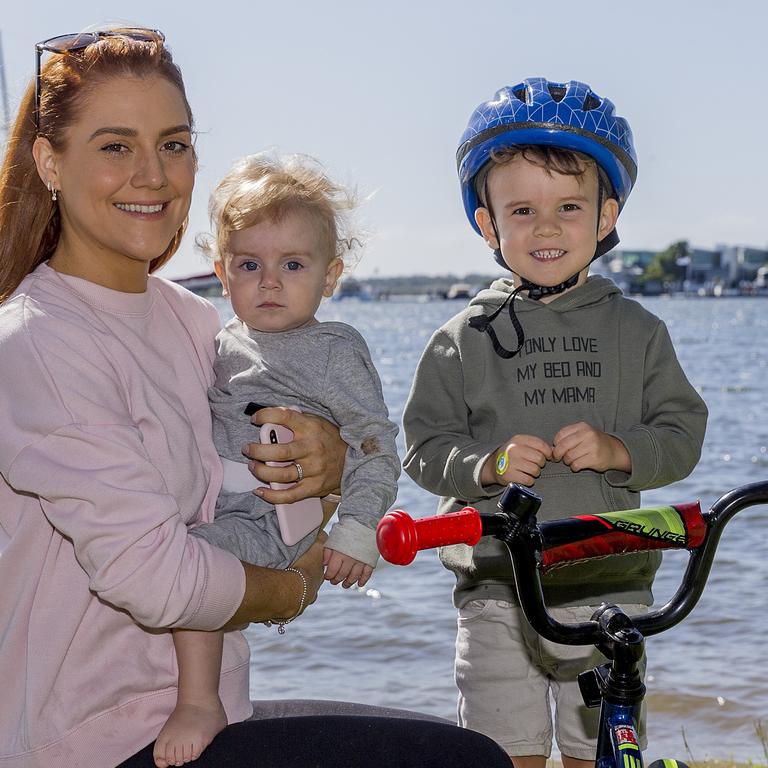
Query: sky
[{"left": 2, "top": 1, "right": 766, "bottom": 280}]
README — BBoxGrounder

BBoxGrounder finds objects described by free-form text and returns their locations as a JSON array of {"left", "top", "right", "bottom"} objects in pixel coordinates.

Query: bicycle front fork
[
  {"left": 579, "top": 605, "right": 647, "bottom": 768},
  {"left": 596, "top": 700, "right": 644, "bottom": 768}
]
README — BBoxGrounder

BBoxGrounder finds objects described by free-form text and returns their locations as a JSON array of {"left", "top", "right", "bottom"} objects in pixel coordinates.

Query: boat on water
[
  {"left": 446, "top": 282, "right": 472, "bottom": 300},
  {"left": 173, "top": 272, "right": 221, "bottom": 297},
  {"left": 332, "top": 278, "right": 374, "bottom": 301}
]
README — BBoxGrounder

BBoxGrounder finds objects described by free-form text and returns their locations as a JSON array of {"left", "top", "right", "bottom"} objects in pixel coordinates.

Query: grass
[{"left": 677, "top": 720, "right": 768, "bottom": 768}]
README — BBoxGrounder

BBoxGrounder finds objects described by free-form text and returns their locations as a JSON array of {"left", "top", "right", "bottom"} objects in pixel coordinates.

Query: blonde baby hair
[{"left": 197, "top": 151, "right": 363, "bottom": 272}]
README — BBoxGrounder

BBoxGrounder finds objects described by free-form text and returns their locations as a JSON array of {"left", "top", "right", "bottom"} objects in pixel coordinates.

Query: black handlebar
[{"left": 496, "top": 481, "right": 768, "bottom": 646}]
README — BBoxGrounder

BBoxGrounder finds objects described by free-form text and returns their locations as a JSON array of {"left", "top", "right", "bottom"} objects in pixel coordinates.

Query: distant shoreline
[{"left": 173, "top": 271, "right": 768, "bottom": 301}]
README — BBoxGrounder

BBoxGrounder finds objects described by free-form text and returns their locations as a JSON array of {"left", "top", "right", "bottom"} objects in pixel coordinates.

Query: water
[{"left": 211, "top": 294, "right": 768, "bottom": 763}]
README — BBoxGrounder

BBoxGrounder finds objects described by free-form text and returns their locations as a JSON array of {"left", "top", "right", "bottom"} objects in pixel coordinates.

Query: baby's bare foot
[{"left": 153, "top": 698, "right": 227, "bottom": 767}]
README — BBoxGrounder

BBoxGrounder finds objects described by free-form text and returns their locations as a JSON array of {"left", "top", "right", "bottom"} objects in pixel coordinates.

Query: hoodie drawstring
[{"left": 468, "top": 285, "right": 528, "bottom": 359}]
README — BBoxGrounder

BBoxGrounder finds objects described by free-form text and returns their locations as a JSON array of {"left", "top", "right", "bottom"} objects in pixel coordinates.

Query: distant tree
[{"left": 641, "top": 241, "right": 689, "bottom": 287}]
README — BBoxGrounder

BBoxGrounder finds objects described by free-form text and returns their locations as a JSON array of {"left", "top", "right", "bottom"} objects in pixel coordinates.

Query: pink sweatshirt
[{"left": 0, "top": 263, "right": 252, "bottom": 768}]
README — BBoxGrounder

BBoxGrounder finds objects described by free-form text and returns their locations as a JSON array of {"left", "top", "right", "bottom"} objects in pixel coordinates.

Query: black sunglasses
[{"left": 34, "top": 28, "right": 165, "bottom": 132}]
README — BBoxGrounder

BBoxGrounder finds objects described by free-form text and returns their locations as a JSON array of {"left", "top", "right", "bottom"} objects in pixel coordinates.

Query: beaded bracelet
[{"left": 265, "top": 567, "right": 307, "bottom": 635}]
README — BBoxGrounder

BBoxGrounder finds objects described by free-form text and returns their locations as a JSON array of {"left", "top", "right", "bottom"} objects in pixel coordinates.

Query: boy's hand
[
  {"left": 482, "top": 435, "right": 552, "bottom": 487},
  {"left": 323, "top": 548, "right": 373, "bottom": 589},
  {"left": 552, "top": 421, "right": 631, "bottom": 473}
]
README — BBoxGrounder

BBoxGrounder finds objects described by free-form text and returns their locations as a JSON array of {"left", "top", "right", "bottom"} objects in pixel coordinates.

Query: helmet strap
[
  {"left": 593, "top": 175, "right": 621, "bottom": 258},
  {"left": 483, "top": 175, "right": 513, "bottom": 274}
]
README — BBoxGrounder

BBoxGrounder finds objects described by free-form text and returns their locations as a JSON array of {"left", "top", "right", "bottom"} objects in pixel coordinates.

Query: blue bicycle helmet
[{"left": 457, "top": 77, "right": 637, "bottom": 237}]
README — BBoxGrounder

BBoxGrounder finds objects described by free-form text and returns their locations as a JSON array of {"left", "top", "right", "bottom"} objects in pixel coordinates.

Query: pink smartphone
[{"left": 260, "top": 422, "right": 324, "bottom": 545}]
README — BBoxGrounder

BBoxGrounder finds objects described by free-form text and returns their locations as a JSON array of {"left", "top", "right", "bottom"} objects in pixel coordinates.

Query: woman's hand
[
  {"left": 222, "top": 530, "right": 328, "bottom": 630},
  {"left": 282, "top": 534, "right": 328, "bottom": 617},
  {"left": 243, "top": 407, "right": 345, "bottom": 503}
]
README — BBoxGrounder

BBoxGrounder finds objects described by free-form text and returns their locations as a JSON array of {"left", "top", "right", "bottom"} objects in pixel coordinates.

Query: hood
[
  {"left": 466, "top": 275, "right": 623, "bottom": 359},
  {"left": 469, "top": 274, "right": 622, "bottom": 316}
]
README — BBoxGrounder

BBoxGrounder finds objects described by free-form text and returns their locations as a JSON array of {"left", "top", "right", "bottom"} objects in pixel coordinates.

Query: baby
[{"left": 153, "top": 152, "right": 400, "bottom": 767}]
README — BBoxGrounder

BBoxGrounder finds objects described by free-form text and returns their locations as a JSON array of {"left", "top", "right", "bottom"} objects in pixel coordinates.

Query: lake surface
[{"left": 211, "top": 293, "right": 768, "bottom": 763}]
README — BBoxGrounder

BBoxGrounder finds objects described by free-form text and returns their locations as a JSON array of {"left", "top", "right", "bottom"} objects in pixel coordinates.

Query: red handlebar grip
[{"left": 376, "top": 507, "right": 483, "bottom": 565}]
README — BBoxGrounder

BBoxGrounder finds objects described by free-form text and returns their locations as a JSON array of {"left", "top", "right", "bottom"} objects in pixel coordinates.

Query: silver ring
[{"left": 294, "top": 461, "right": 304, "bottom": 482}]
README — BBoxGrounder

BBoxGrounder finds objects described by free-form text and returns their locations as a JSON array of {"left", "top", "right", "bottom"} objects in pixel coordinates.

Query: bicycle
[{"left": 375, "top": 480, "right": 768, "bottom": 768}]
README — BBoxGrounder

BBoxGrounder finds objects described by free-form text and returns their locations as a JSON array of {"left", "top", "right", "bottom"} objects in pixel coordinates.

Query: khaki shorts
[{"left": 455, "top": 599, "right": 647, "bottom": 760}]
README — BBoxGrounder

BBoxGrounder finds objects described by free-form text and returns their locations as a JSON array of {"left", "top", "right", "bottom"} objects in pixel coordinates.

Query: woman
[{"left": 0, "top": 28, "right": 510, "bottom": 768}]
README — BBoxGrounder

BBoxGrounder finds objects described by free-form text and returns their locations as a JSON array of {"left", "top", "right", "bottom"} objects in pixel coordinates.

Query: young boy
[
  {"left": 402, "top": 78, "right": 707, "bottom": 767},
  {"left": 154, "top": 151, "right": 400, "bottom": 767}
]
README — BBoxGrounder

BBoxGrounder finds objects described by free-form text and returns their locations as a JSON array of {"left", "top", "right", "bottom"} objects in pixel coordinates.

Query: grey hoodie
[
  {"left": 193, "top": 319, "right": 400, "bottom": 569},
  {"left": 403, "top": 275, "right": 707, "bottom": 608}
]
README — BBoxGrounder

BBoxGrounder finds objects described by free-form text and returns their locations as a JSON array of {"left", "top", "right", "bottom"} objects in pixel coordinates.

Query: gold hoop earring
[{"left": 47, "top": 180, "right": 58, "bottom": 202}]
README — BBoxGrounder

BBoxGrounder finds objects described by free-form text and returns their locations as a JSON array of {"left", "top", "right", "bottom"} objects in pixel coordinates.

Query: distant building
[
  {"left": 718, "top": 245, "right": 768, "bottom": 286},
  {"left": 594, "top": 249, "right": 655, "bottom": 293},
  {"left": 595, "top": 245, "right": 768, "bottom": 294},
  {"left": 685, "top": 247, "right": 723, "bottom": 286}
]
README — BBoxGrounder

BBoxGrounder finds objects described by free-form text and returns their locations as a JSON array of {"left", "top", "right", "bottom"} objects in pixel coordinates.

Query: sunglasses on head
[{"left": 34, "top": 28, "right": 165, "bottom": 132}]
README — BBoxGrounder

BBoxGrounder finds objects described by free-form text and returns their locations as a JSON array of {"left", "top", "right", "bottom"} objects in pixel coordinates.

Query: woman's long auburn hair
[{"left": 0, "top": 31, "right": 194, "bottom": 303}]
